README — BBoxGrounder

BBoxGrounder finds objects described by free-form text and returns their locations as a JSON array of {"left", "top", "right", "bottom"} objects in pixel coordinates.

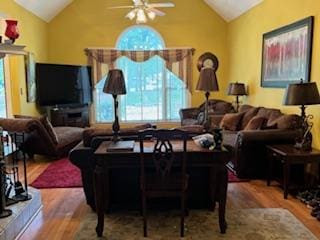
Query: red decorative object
[{"left": 5, "top": 20, "right": 19, "bottom": 43}]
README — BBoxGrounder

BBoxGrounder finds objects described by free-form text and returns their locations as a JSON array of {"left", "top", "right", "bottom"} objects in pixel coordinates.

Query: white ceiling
[
  {"left": 14, "top": 0, "right": 74, "bottom": 22},
  {"left": 11, "top": 0, "right": 263, "bottom": 23},
  {"left": 204, "top": 0, "right": 263, "bottom": 22}
]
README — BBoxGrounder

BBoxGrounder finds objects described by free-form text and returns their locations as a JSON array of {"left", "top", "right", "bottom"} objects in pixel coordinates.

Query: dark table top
[
  {"left": 266, "top": 144, "right": 320, "bottom": 157},
  {"left": 95, "top": 140, "right": 229, "bottom": 155}
]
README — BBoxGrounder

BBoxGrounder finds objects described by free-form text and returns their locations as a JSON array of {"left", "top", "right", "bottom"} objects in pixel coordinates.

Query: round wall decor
[{"left": 197, "top": 52, "right": 219, "bottom": 72}]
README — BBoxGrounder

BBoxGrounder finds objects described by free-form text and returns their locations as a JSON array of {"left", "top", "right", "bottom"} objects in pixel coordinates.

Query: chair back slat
[{"left": 139, "top": 129, "right": 189, "bottom": 182}]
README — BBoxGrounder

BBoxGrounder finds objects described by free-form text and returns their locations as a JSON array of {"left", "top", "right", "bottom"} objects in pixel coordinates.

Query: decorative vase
[{"left": 5, "top": 20, "right": 19, "bottom": 43}]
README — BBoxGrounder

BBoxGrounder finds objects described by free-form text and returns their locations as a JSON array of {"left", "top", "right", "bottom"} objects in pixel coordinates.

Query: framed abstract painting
[{"left": 261, "top": 16, "right": 314, "bottom": 88}]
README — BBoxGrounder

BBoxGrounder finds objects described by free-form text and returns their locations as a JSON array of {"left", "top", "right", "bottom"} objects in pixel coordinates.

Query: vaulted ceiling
[{"left": 12, "top": 0, "right": 263, "bottom": 23}]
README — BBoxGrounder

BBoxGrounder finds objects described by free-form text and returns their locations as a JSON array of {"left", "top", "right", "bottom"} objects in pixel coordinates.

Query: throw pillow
[
  {"left": 197, "top": 112, "right": 205, "bottom": 125},
  {"left": 244, "top": 116, "right": 267, "bottom": 130},
  {"left": 39, "top": 116, "right": 59, "bottom": 144},
  {"left": 219, "top": 112, "right": 244, "bottom": 131},
  {"left": 268, "top": 114, "right": 300, "bottom": 130},
  {"left": 240, "top": 107, "right": 259, "bottom": 130}
]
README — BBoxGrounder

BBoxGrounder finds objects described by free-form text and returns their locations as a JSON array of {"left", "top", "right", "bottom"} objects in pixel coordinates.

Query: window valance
[{"left": 85, "top": 48, "right": 195, "bottom": 92}]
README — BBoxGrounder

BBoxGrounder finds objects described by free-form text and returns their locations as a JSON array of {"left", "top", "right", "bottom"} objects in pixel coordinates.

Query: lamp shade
[
  {"left": 227, "top": 83, "right": 247, "bottom": 96},
  {"left": 283, "top": 82, "right": 320, "bottom": 106},
  {"left": 103, "top": 69, "right": 126, "bottom": 95},
  {"left": 196, "top": 68, "right": 219, "bottom": 92}
]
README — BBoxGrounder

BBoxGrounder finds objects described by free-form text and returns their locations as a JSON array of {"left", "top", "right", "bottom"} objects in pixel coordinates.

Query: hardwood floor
[{"left": 17, "top": 158, "right": 320, "bottom": 239}]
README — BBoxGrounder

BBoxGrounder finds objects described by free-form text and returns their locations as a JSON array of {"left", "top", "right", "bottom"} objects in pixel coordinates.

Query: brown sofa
[
  {"left": 179, "top": 99, "right": 235, "bottom": 127},
  {"left": 0, "top": 116, "right": 83, "bottom": 158},
  {"left": 221, "top": 104, "right": 301, "bottom": 178}
]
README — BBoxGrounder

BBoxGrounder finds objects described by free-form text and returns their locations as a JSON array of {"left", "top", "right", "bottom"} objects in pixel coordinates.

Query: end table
[{"left": 266, "top": 144, "right": 320, "bottom": 199}]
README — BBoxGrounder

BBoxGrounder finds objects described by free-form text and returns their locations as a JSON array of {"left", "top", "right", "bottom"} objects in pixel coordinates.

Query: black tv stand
[{"left": 50, "top": 105, "right": 89, "bottom": 128}]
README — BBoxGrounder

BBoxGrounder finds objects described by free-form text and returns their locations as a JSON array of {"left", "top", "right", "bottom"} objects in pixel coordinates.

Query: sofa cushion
[
  {"left": 244, "top": 116, "right": 267, "bottom": 130},
  {"left": 256, "top": 107, "right": 281, "bottom": 120},
  {"left": 268, "top": 114, "right": 301, "bottom": 129},
  {"left": 214, "top": 101, "right": 234, "bottom": 114},
  {"left": 239, "top": 104, "right": 254, "bottom": 113},
  {"left": 177, "top": 125, "right": 204, "bottom": 134},
  {"left": 220, "top": 112, "right": 244, "bottom": 131},
  {"left": 267, "top": 111, "right": 283, "bottom": 126},
  {"left": 240, "top": 107, "right": 260, "bottom": 130},
  {"left": 39, "top": 116, "right": 59, "bottom": 144},
  {"left": 55, "top": 126, "right": 83, "bottom": 147},
  {"left": 197, "top": 112, "right": 205, "bottom": 125},
  {"left": 182, "top": 119, "right": 199, "bottom": 126}
]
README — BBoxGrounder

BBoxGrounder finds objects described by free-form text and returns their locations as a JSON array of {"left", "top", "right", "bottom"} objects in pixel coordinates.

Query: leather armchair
[{"left": 179, "top": 99, "right": 235, "bottom": 126}]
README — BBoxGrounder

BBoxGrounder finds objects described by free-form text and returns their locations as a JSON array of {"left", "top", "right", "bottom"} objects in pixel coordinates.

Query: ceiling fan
[{"left": 109, "top": 0, "right": 175, "bottom": 24}]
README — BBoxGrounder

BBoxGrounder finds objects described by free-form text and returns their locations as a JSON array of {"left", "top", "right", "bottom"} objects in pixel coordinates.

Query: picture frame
[
  {"left": 24, "top": 52, "right": 36, "bottom": 102},
  {"left": 261, "top": 16, "right": 314, "bottom": 88}
]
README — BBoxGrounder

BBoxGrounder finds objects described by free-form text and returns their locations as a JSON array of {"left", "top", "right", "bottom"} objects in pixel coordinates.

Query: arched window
[{"left": 95, "top": 26, "right": 188, "bottom": 122}]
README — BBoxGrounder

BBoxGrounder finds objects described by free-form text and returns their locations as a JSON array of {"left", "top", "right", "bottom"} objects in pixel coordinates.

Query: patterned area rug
[{"left": 75, "top": 208, "right": 317, "bottom": 240}]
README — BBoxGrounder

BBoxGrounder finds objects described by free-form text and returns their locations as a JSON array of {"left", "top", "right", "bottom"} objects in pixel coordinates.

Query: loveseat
[
  {"left": 220, "top": 104, "right": 301, "bottom": 178},
  {"left": 179, "top": 99, "right": 235, "bottom": 127},
  {"left": 0, "top": 116, "right": 83, "bottom": 158}
]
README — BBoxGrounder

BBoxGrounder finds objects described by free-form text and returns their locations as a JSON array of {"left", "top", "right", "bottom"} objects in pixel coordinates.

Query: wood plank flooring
[{"left": 16, "top": 158, "right": 320, "bottom": 239}]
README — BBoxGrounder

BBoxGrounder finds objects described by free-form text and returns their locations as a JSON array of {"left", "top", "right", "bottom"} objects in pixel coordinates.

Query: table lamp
[
  {"left": 227, "top": 82, "right": 247, "bottom": 112},
  {"left": 283, "top": 79, "right": 320, "bottom": 150},
  {"left": 196, "top": 68, "right": 219, "bottom": 132},
  {"left": 103, "top": 69, "right": 126, "bottom": 142}
]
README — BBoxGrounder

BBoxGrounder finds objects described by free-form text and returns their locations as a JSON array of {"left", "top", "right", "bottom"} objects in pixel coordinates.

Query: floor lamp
[
  {"left": 103, "top": 69, "right": 127, "bottom": 143},
  {"left": 196, "top": 68, "right": 219, "bottom": 132}
]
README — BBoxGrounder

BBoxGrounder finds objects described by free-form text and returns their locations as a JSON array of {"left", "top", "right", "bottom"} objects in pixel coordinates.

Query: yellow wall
[
  {"left": 0, "top": 0, "right": 48, "bottom": 116},
  {"left": 227, "top": 0, "right": 320, "bottom": 147},
  {"left": 47, "top": 0, "right": 229, "bottom": 107}
]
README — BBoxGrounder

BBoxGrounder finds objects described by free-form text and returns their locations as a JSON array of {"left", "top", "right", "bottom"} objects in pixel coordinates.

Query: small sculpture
[{"left": 295, "top": 115, "right": 313, "bottom": 151}]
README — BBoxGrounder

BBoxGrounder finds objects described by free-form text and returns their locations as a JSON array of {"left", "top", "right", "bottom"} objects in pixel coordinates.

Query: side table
[{"left": 266, "top": 144, "right": 320, "bottom": 199}]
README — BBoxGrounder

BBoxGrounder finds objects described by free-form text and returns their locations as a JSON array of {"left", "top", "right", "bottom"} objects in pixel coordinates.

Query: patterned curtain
[{"left": 86, "top": 48, "right": 195, "bottom": 92}]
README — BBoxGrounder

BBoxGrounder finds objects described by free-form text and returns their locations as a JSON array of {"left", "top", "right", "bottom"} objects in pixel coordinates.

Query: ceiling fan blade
[
  {"left": 148, "top": 3, "right": 175, "bottom": 8},
  {"left": 109, "top": 6, "right": 134, "bottom": 9},
  {"left": 148, "top": 8, "right": 166, "bottom": 16}
]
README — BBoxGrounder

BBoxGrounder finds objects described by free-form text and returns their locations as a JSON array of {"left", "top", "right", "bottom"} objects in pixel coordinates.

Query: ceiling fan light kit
[{"left": 112, "top": 0, "right": 174, "bottom": 24}]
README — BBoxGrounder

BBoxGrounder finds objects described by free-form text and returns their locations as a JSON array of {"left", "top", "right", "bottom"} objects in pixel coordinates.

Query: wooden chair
[{"left": 138, "top": 129, "right": 189, "bottom": 237}]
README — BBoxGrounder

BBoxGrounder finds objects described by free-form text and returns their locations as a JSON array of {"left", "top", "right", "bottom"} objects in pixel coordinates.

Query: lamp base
[
  {"left": 294, "top": 132, "right": 312, "bottom": 151},
  {"left": 294, "top": 141, "right": 312, "bottom": 151}
]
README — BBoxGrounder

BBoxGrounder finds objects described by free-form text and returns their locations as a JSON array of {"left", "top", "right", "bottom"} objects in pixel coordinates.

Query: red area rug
[
  {"left": 30, "top": 158, "right": 82, "bottom": 189},
  {"left": 228, "top": 170, "right": 249, "bottom": 183},
  {"left": 31, "top": 158, "right": 247, "bottom": 189}
]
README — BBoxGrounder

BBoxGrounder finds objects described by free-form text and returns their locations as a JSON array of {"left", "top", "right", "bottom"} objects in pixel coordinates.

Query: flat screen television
[{"left": 36, "top": 63, "right": 92, "bottom": 107}]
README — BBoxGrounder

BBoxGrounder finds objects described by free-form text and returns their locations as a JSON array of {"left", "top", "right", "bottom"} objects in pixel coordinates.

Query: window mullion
[{"left": 162, "top": 65, "right": 167, "bottom": 121}]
